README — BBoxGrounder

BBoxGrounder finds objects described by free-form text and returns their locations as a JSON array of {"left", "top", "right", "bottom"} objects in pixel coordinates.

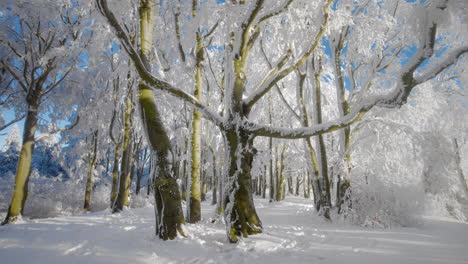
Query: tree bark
[
  {"left": 110, "top": 142, "right": 121, "bottom": 206},
  {"left": 139, "top": 84, "right": 185, "bottom": 240},
  {"left": 223, "top": 128, "right": 262, "bottom": 243},
  {"left": 311, "top": 58, "right": 331, "bottom": 220},
  {"left": 113, "top": 91, "right": 133, "bottom": 212},
  {"left": 84, "top": 130, "right": 99, "bottom": 212},
  {"left": 137, "top": 0, "right": 184, "bottom": 240},
  {"left": 2, "top": 101, "right": 39, "bottom": 224}
]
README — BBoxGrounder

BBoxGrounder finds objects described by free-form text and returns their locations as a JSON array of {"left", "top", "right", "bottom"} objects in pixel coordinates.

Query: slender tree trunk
[
  {"left": 180, "top": 137, "right": 187, "bottom": 201},
  {"left": 2, "top": 101, "right": 39, "bottom": 224},
  {"left": 135, "top": 147, "right": 147, "bottom": 195},
  {"left": 200, "top": 148, "right": 207, "bottom": 202},
  {"left": 186, "top": 0, "right": 205, "bottom": 223},
  {"left": 84, "top": 130, "right": 99, "bottom": 212},
  {"left": 288, "top": 175, "right": 293, "bottom": 195},
  {"left": 311, "top": 58, "right": 331, "bottom": 220},
  {"left": 113, "top": 91, "right": 133, "bottom": 212},
  {"left": 332, "top": 33, "right": 352, "bottom": 214},
  {"left": 110, "top": 142, "right": 122, "bottom": 206},
  {"left": 296, "top": 68, "right": 321, "bottom": 209},
  {"left": 276, "top": 144, "right": 287, "bottom": 201},
  {"left": 262, "top": 165, "right": 267, "bottom": 198},
  {"left": 210, "top": 146, "right": 218, "bottom": 205},
  {"left": 295, "top": 176, "right": 301, "bottom": 196},
  {"left": 304, "top": 172, "right": 311, "bottom": 198}
]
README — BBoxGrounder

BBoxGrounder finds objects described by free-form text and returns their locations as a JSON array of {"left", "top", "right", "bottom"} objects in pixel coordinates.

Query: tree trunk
[
  {"left": 276, "top": 144, "right": 287, "bottom": 201},
  {"left": 139, "top": 83, "right": 185, "bottom": 240},
  {"left": 262, "top": 165, "right": 267, "bottom": 198},
  {"left": 135, "top": 147, "right": 147, "bottom": 195},
  {"left": 181, "top": 137, "right": 188, "bottom": 201},
  {"left": 311, "top": 59, "right": 331, "bottom": 220},
  {"left": 223, "top": 128, "right": 262, "bottom": 243},
  {"left": 288, "top": 175, "right": 294, "bottom": 195},
  {"left": 2, "top": 102, "right": 39, "bottom": 224},
  {"left": 135, "top": 0, "right": 184, "bottom": 240},
  {"left": 269, "top": 138, "right": 275, "bottom": 202},
  {"left": 110, "top": 142, "right": 122, "bottom": 206},
  {"left": 84, "top": 130, "right": 99, "bottom": 212},
  {"left": 210, "top": 146, "right": 218, "bottom": 205},
  {"left": 304, "top": 172, "right": 311, "bottom": 199},
  {"left": 200, "top": 148, "right": 207, "bottom": 202},
  {"left": 113, "top": 91, "right": 133, "bottom": 212},
  {"left": 295, "top": 176, "right": 301, "bottom": 196}
]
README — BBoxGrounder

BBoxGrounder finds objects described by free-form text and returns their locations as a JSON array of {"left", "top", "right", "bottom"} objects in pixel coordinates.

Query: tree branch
[
  {"left": 0, "top": 59, "right": 28, "bottom": 92},
  {"left": 244, "top": 0, "right": 333, "bottom": 109},
  {"left": 415, "top": 46, "right": 468, "bottom": 84},
  {"left": 248, "top": 12, "right": 465, "bottom": 139},
  {"left": 0, "top": 114, "right": 26, "bottom": 131},
  {"left": 35, "top": 115, "right": 80, "bottom": 141},
  {"left": 96, "top": 0, "right": 224, "bottom": 127}
]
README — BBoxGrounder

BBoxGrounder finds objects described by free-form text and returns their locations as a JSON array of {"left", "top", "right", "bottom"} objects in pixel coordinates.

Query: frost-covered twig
[{"left": 35, "top": 115, "right": 80, "bottom": 141}]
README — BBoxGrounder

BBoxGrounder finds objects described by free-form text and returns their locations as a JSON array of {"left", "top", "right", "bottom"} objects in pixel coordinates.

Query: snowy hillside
[{"left": 1, "top": 197, "right": 467, "bottom": 264}]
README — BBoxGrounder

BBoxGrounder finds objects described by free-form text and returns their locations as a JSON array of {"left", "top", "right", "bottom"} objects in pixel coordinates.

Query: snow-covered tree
[{"left": 96, "top": 0, "right": 468, "bottom": 242}]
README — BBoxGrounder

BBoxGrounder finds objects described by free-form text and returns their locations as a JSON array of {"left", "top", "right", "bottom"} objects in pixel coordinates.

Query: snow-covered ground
[{"left": 1, "top": 197, "right": 467, "bottom": 264}]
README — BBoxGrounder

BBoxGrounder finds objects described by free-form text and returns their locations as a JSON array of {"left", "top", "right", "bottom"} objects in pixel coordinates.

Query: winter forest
[{"left": 0, "top": 0, "right": 467, "bottom": 263}]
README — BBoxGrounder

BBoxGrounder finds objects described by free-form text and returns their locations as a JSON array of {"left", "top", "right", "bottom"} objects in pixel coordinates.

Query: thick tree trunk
[
  {"left": 139, "top": 84, "right": 185, "bottom": 240},
  {"left": 2, "top": 102, "right": 39, "bottom": 224},
  {"left": 137, "top": 0, "right": 184, "bottom": 240},
  {"left": 84, "top": 130, "right": 99, "bottom": 212},
  {"left": 223, "top": 128, "right": 262, "bottom": 243}
]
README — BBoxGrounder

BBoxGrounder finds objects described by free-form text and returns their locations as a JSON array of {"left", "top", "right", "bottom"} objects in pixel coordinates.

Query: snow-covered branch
[
  {"left": 244, "top": 0, "right": 333, "bottom": 110},
  {"left": 415, "top": 46, "right": 468, "bottom": 84},
  {"left": 96, "top": 0, "right": 224, "bottom": 128},
  {"left": 35, "top": 115, "right": 80, "bottom": 142},
  {"left": 254, "top": 0, "right": 296, "bottom": 26},
  {"left": 248, "top": 10, "right": 467, "bottom": 139}
]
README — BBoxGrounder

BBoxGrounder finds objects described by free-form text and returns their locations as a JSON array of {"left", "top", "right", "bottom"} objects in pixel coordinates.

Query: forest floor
[{"left": 0, "top": 196, "right": 467, "bottom": 264}]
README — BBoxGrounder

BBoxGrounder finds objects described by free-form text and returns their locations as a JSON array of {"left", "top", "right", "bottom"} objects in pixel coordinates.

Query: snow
[{"left": 1, "top": 197, "right": 467, "bottom": 264}]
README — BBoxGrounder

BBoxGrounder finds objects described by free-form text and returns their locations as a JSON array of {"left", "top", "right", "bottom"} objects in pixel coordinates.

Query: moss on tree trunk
[
  {"left": 113, "top": 92, "right": 133, "bottom": 212},
  {"left": 224, "top": 129, "right": 262, "bottom": 243},
  {"left": 139, "top": 84, "right": 185, "bottom": 240},
  {"left": 2, "top": 103, "right": 38, "bottom": 224}
]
